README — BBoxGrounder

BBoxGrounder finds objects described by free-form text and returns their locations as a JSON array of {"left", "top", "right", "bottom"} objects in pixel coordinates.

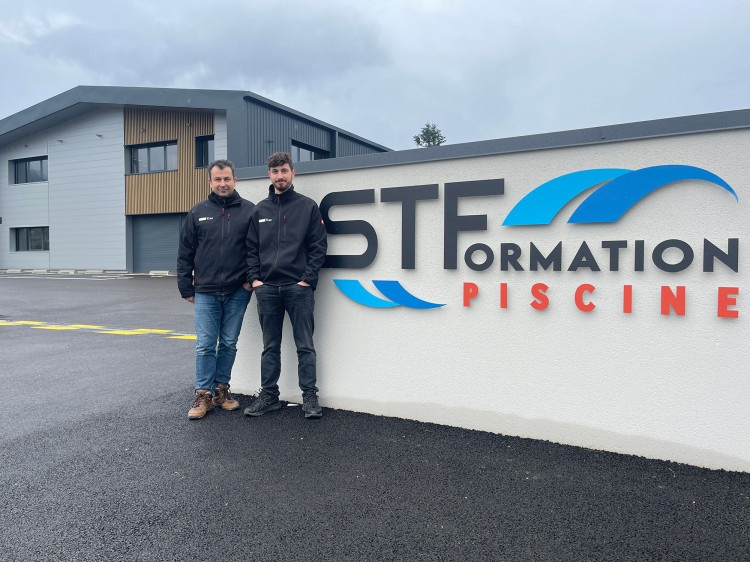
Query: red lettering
[
  {"left": 718, "top": 287, "right": 739, "bottom": 318},
  {"left": 500, "top": 283, "right": 507, "bottom": 309},
  {"left": 530, "top": 283, "right": 549, "bottom": 310},
  {"left": 623, "top": 284, "right": 632, "bottom": 314},
  {"left": 463, "top": 282, "right": 478, "bottom": 307},
  {"left": 575, "top": 284, "right": 596, "bottom": 312},
  {"left": 661, "top": 286, "right": 686, "bottom": 316}
]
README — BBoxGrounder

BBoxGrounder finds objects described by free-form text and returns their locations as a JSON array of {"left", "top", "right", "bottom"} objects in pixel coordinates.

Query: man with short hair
[
  {"left": 177, "top": 159, "right": 254, "bottom": 420},
  {"left": 243, "top": 152, "right": 327, "bottom": 419}
]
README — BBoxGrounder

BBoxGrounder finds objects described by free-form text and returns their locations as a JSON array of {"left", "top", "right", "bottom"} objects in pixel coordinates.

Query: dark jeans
[{"left": 255, "top": 283, "right": 318, "bottom": 396}]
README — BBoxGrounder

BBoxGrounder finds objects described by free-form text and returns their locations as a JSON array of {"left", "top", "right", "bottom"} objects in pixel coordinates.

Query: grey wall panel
[
  {"left": 46, "top": 108, "right": 126, "bottom": 270},
  {"left": 0, "top": 107, "right": 128, "bottom": 270},
  {"left": 0, "top": 184, "right": 49, "bottom": 227},
  {"left": 0, "top": 134, "right": 51, "bottom": 269},
  {"left": 246, "top": 100, "right": 333, "bottom": 166},
  {"left": 337, "top": 135, "right": 384, "bottom": 157},
  {"left": 214, "top": 111, "right": 228, "bottom": 160},
  {"left": 132, "top": 213, "right": 185, "bottom": 273}
]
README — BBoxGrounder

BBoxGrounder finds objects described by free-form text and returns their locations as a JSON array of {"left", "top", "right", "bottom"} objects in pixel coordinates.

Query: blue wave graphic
[
  {"left": 568, "top": 165, "right": 738, "bottom": 223},
  {"left": 503, "top": 168, "right": 631, "bottom": 225},
  {"left": 372, "top": 280, "right": 446, "bottom": 309},
  {"left": 503, "top": 165, "right": 737, "bottom": 225},
  {"left": 333, "top": 280, "right": 445, "bottom": 309},
  {"left": 333, "top": 280, "right": 398, "bottom": 308}
]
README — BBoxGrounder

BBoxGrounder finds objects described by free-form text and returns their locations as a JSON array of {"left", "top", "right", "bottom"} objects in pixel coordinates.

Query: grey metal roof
[
  {"left": 236, "top": 107, "right": 750, "bottom": 179},
  {"left": 0, "top": 85, "right": 392, "bottom": 152}
]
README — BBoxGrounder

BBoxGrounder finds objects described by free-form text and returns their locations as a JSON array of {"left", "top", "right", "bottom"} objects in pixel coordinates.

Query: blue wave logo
[
  {"left": 502, "top": 165, "right": 738, "bottom": 225},
  {"left": 333, "top": 280, "right": 445, "bottom": 309}
]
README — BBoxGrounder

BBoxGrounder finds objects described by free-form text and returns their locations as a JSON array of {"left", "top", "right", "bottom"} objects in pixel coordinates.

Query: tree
[{"left": 413, "top": 122, "right": 446, "bottom": 147}]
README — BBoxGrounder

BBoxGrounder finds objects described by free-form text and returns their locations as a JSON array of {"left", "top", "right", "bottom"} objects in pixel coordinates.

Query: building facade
[{"left": 0, "top": 86, "right": 389, "bottom": 273}]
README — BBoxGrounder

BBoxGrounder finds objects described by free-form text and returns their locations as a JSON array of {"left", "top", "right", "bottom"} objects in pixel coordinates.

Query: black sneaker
[
  {"left": 243, "top": 392, "right": 282, "bottom": 417},
  {"left": 302, "top": 391, "right": 322, "bottom": 419}
]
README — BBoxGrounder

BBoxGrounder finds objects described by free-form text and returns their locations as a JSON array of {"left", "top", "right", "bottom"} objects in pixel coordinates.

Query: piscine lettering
[{"left": 461, "top": 282, "right": 739, "bottom": 318}]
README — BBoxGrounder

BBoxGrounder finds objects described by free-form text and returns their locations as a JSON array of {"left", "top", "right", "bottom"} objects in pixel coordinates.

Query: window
[
  {"left": 13, "top": 227, "right": 49, "bottom": 251},
  {"left": 291, "top": 141, "right": 328, "bottom": 163},
  {"left": 128, "top": 141, "right": 178, "bottom": 174},
  {"left": 12, "top": 156, "right": 48, "bottom": 184},
  {"left": 196, "top": 135, "right": 215, "bottom": 168}
]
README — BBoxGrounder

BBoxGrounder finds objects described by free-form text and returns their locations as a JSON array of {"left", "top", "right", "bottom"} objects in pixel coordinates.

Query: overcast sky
[{"left": 1, "top": 0, "right": 748, "bottom": 150}]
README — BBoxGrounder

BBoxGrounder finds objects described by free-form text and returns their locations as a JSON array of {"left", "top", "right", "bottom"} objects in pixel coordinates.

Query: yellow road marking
[{"left": 2, "top": 319, "right": 193, "bottom": 339}]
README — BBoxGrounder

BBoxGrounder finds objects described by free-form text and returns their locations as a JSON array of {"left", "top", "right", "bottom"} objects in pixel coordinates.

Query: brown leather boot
[
  {"left": 213, "top": 384, "right": 240, "bottom": 411},
  {"left": 188, "top": 390, "right": 214, "bottom": 419}
]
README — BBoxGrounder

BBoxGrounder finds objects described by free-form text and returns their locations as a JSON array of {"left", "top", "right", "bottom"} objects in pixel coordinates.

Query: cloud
[
  {"left": 0, "top": 0, "right": 748, "bottom": 151},
  {"left": 0, "top": 10, "right": 80, "bottom": 45},
  {"left": 18, "top": 1, "right": 387, "bottom": 89}
]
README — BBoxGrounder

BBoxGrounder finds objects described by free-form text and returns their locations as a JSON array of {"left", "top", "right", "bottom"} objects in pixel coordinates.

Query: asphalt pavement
[{"left": 0, "top": 272, "right": 748, "bottom": 561}]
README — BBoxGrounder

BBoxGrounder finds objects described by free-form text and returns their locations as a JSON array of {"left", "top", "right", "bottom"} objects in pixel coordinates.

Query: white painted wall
[
  {"left": 233, "top": 128, "right": 749, "bottom": 473},
  {"left": 0, "top": 108, "right": 126, "bottom": 270}
]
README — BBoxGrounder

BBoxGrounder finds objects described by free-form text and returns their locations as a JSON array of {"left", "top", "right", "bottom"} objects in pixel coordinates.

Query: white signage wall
[{"left": 234, "top": 126, "right": 748, "bottom": 473}]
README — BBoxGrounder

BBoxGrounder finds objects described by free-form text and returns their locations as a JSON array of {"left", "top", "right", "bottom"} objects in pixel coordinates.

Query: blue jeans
[
  {"left": 194, "top": 286, "right": 252, "bottom": 392},
  {"left": 255, "top": 283, "right": 318, "bottom": 396}
]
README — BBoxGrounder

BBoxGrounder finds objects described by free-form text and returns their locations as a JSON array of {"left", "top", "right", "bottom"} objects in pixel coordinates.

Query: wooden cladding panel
[{"left": 125, "top": 108, "right": 214, "bottom": 215}]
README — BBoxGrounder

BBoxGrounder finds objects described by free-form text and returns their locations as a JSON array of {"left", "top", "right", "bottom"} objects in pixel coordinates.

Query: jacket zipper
[
  {"left": 220, "top": 207, "right": 226, "bottom": 293},
  {"left": 273, "top": 195, "right": 282, "bottom": 273}
]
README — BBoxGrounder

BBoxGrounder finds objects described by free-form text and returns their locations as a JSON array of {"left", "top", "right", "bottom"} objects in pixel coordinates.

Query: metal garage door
[{"left": 132, "top": 214, "right": 186, "bottom": 273}]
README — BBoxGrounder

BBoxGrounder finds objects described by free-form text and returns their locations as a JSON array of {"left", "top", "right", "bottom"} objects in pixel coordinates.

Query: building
[{"left": 0, "top": 86, "right": 390, "bottom": 273}]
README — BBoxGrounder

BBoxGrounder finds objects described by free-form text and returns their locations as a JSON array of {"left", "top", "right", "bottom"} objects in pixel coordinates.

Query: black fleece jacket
[
  {"left": 246, "top": 185, "right": 327, "bottom": 289},
  {"left": 177, "top": 191, "right": 255, "bottom": 298}
]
